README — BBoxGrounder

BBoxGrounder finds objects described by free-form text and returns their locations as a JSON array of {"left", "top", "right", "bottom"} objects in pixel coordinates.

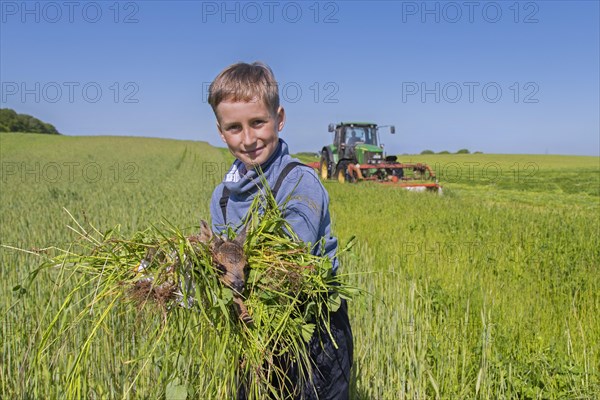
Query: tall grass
[
  {"left": 329, "top": 177, "right": 599, "bottom": 398},
  {"left": 2, "top": 132, "right": 599, "bottom": 398}
]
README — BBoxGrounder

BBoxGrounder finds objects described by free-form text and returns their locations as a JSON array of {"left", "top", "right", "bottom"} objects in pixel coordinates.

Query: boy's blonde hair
[{"left": 208, "top": 62, "right": 280, "bottom": 116}]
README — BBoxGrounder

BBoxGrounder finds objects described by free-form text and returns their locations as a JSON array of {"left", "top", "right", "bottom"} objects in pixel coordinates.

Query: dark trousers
[{"left": 238, "top": 300, "right": 354, "bottom": 400}]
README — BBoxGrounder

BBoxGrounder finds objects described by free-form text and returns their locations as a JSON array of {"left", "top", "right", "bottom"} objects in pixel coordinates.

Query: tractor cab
[
  {"left": 343, "top": 126, "right": 376, "bottom": 146},
  {"left": 330, "top": 122, "right": 383, "bottom": 162}
]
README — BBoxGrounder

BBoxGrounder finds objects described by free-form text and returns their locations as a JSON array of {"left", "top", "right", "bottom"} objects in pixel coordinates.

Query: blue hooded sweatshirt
[{"left": 210, "top": 139, "right": 339, "bottom": 272}]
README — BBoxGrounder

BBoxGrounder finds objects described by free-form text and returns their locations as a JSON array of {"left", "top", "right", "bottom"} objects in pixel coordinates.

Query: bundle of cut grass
[{"left": 27, "top": 184, "right": 356, "bottom": 399}]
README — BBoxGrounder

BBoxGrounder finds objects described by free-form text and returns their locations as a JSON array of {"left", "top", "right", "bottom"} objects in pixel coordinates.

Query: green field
[{"left": 1, "top": 132, "right": 599, "bottom": 399}]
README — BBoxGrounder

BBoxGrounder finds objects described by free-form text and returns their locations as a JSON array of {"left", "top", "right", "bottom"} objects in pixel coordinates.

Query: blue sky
[{"left": 1, "top": 0, "right": 599, "bottom": 156}]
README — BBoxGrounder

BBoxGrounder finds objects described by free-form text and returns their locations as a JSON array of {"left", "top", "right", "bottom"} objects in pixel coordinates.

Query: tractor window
[
  {"left": 335, "top": 128, "right": 341, "bottom": 145},
  {"left": 346, "top": 128, "right": 366, "bottom": 145},
  {"left": 339, "top": 126, "right": 378, "bottom": 146},
  {"left": 364, "top": 127, "right": 377, "bottom": 145}
]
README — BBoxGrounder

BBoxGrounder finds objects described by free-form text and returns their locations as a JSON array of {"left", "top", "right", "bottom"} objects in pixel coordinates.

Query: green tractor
[{"left": 318, "top": 122, "right": 441, "bottom": 192}]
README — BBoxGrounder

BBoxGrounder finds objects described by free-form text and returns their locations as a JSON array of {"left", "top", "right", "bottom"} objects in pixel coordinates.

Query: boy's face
[{"left": 215, "top": 99, "right": 285, "bottom": 169}]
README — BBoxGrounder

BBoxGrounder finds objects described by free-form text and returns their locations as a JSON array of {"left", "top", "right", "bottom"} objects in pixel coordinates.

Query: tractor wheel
[
  {"left": 319, "top": 153, "right": 330, "bottom": 180},
  {"left": 337, "top": 162, "right": 349, "bottom": 184}
]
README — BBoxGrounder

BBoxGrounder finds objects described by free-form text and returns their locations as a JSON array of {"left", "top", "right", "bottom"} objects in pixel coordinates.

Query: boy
[{"left": 208, "top": 62, "right": 353, "bottom": 399}]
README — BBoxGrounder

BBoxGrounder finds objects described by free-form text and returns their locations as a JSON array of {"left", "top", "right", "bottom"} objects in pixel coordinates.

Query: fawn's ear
[
  {"left": 201, "top": 220, "right": 224, "bottom": 248},
  {"left": 234, "top": 224, "right": 247, "bottom": 246},
  {"left": 199, "top": 220, "right": 213, "bottom": 242}
]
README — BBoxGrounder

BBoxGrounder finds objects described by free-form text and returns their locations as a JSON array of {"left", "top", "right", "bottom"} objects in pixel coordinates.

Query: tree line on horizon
[
  {"left": 0, "top": 108, "right": 60, "bottom": 135},
  {"left": 0, "top": 109, "right": 485, "bottom": 154},
  {"left": 420, "top": 149, "right": 482, "bottom": 155}
]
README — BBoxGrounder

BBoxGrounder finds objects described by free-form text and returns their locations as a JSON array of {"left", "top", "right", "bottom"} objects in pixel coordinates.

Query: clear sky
[{"left": 1, "top": 0, "right": 599, "bottom": 156}]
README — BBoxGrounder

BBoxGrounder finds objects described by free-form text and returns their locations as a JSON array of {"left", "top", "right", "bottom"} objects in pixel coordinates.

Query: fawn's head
[{"left": 200, "top": 220, "right": 248, "bottom": 293}]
